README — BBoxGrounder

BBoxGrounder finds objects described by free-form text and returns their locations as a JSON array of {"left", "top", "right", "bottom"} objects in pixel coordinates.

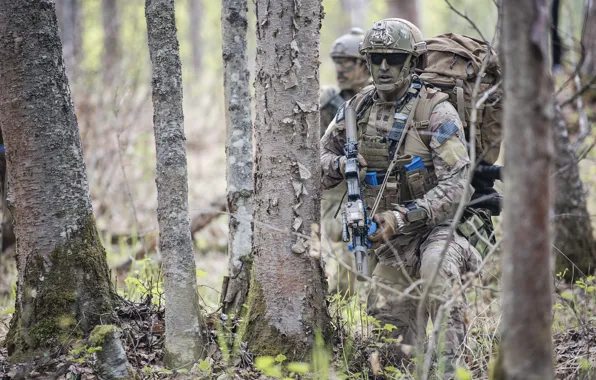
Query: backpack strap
[
  {"left": 412, "top": 86, "right": 450, "bottom": 147},
  {"left": 455, "top": 79, "right": 467, "bottom": 127}
]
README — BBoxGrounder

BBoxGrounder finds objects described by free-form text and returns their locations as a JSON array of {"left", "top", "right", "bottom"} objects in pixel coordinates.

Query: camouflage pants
[
  {"left": 366, "top": 226, "right": 481, "bottom": 377},
  {"left": 321, "top": 184, "right": 363, "bottom": 297}
]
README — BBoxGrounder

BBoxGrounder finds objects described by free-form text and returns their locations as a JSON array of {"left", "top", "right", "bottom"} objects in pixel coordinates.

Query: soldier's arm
[
  {"left": 320, "top": 118, "right": 347, "bottom": 190},
  {"left": 413, "top": 102, "right": 473, "bottom": 227}
]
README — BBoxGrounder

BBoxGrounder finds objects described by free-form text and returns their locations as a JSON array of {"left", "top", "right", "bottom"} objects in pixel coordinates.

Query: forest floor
[{"left": 0, "top": 216, "right": 595, "bottom": 379}]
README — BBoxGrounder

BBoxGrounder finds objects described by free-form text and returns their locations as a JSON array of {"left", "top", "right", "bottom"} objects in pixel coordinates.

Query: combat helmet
[
  {"left": 359, "top": 18, "right": 427, "bottom": 90},
  {"left": 330, "top": 27, "right": 366, "bottom": 61}
]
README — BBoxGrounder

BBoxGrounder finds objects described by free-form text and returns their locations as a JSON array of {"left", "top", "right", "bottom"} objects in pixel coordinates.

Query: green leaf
[
  {"left": 198, "top": 359, "right": 211, "bottom": 372},
  {"left": 288, "top": 362, "right": 310, "bottom": 374},
  {"left": 275, "top": 354, "right": 287, "bottom": 363},
  {"left": 384, "top": 366, "right": 399, "bottom": 373},
  {"left": 383, "top": 323, "right": 396, "bottom": 332},
  {"left": 578, "top": 358, "right": 592, "bottom": 371},
  {"left": 264, "top": 365, "right": 282, "bottom": 378},
  {"left": 196, "top": 269, "right": 208, "bottom": 278},
  {"left": 455, "top": 366, "right": 472, "bottom": 380},
  {"left": 255, "top": 356, "right": 275, "bottom": 371}
]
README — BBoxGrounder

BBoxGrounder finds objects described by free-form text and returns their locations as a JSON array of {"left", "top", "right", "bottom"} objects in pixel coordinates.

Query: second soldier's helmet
[
  {"left": 330, "top": 27, "right": 367, "bottom": 61},
  {"left": 359, "top": 18, "right": 427, "bottom": 69}
]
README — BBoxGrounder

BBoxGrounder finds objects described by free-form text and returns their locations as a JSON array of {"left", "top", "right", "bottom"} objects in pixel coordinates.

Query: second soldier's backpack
[{"left": 417, "top": 33, "right": 503, "bottom": 165}]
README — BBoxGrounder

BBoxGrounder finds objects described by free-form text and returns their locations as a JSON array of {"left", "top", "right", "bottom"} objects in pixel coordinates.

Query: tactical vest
[{"left": 346, "top": 82, "right": 449, "bottom": 213}]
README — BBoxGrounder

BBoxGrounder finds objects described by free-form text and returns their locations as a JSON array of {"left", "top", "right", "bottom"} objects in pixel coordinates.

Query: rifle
[{"left": 341, "top": 106, "right": 373, "bottom": 277}]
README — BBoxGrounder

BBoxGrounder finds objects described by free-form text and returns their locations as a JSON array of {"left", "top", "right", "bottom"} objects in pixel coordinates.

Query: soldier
[
  {"left": 320, "top": 19, "right": 481, "bottom": 377},
  {"left": 320, "top": 28, "right": 371, "bottom": 296},
  {"left": 320, "top": 28, "right": 371, "bottom": 134}
]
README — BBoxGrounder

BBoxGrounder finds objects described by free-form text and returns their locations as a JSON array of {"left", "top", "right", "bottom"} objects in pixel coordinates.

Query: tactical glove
[
  {"left": 338, "top": 154, "right": 368, "bottom": 181},
  {"left": 369, "top": 208, "right": 407, "bottom": 243}
]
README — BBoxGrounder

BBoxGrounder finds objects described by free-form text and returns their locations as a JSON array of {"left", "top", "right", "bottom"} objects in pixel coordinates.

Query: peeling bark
[
  {"left": 386, "top": 0, "right": 420, "bottom": 27},
  {"left": 145, "top": 0, "right": 204, "bottom": 368},
  {"left": 552, "top": 105, "right": 596, "bottom": 280},
  {"left": 0, "top": 0, "right": 114, "bottom": 359},
  {"left": 496, "top": 0, "right": 554, "bottom": 379},
  {"left": 242, "top": 0, "right": 330, "bottom": 360},
  {"left": 220, "top": 0, "right": 254, "bottom": 317}
]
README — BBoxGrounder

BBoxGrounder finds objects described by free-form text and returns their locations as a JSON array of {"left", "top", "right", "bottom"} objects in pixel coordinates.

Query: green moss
[
  {"left": 239, "top": 272, "right": 309, "bottom": 361},
  {"left": 5, "top": 214, "right": 116, "bottom": 361},
  {"left": 89, "top": 325, "right": 116, "bottom": 347}
]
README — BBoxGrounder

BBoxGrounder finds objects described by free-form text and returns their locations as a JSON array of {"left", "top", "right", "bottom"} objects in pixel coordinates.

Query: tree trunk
[
  {"left": 552, "top": 105, "right": 596, "bottom": 280},
  {"left": 386, "top": 0, "right": 420, "bottom": 27},
  {"left": 189, "top": 0, "right": 203, "bottom": 78},
  {"left": 55, "top": 0, "right": 81, "bottom": 77},
  {"left": 102, "top": 0, "right": 121, "bottom": 84},
  {"left": 496, "top": 0, "right": 554, "bottom": 379},
  {"left": 242, "top": 0, "right": 330, "bottom": 360},
  {"left": 0, "top": 0, "right": 114, "bottom": 359},
  {"left": 582, "top": 0, "right": 596, "bottom": 76},
  {"left": 220, "top": 0, "right": 254, "bottom": 317},
  {"left": 145, "top": 0, "right": 204, "bottom": 368}
]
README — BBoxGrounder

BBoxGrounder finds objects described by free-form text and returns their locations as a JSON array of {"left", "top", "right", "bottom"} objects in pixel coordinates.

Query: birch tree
[
  {"left": 220, "top": 0, "right": 254, "bottom": 317},
  {"left": 242, "top": 0, "right": 330, "bottom": 359},
  {"left": 145, "top": 0, "right": 204, "bottom": 367},
  {"left": 0, "top": 0, "right": 114, "bottom": 358},
  {"left": 496, "top": 0, "right": 554, "bottom": 378},
  {"left": 553, "top": 105, "right": 596, "bottom": 280}
]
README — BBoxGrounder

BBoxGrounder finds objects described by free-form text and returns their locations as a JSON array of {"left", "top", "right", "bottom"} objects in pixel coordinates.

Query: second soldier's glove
[
  {"left": 338, "top": 154, "right": 368, "bottom": 181},
  {"left": 369, "top": 208, "right": 407, "bottom": 243}
]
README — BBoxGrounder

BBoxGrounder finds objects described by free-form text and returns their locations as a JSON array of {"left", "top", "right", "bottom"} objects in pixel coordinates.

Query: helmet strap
[{"left": 371, "top": 53, "right": 413, "bottom": 93}]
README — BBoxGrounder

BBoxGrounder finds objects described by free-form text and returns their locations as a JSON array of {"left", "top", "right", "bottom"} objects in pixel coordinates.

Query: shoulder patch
[
  {"left": 335, "top": 103, "right": 346, "bottom": 123},
  {"left": 435, "top": 120, "right": 459, "bottom": 145}
]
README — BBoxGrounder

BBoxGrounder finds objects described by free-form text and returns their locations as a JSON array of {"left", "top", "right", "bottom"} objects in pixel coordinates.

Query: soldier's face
[
  {"left": 368, "top": 53, "right": 407, "bottom": 88},
  {"left": 333, "top": 58, "right": 367, "bottom": 90}
]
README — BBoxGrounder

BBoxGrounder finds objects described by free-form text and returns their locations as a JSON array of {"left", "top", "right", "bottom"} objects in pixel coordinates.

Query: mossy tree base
[{"left": 4, "top": 216, "right": 115, "bottom": 361}]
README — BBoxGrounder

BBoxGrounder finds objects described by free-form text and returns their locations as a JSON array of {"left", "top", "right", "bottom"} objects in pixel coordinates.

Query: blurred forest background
[{"left": 0, "top": 0, "right": 593, "bottom": 377}]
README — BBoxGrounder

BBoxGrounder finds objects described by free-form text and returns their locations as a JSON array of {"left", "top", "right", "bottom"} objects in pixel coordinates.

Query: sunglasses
[{"left": 369, "top": 53, "right": 407, "bottom": 66}]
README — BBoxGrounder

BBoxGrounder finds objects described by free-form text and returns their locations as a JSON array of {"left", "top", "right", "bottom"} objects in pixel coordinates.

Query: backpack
[{"left": 417, "top": 33, "right": 503, "bottom": 165}]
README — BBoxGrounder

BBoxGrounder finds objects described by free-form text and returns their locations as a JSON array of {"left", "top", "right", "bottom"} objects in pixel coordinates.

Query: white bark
[
  {"left": 220, "top": 0, "right": 254, "bottom": 316},
  {"left": 145, "top": 0, "right": 203, "bottom": 368}
]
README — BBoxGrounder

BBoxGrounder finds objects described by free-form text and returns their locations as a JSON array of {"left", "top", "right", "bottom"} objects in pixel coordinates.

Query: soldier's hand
[
  {"left": 369, "top": 211, "right": 398, "bottom": 243},
  {"left": 339, "top": 154, "right": 367, "bottom": 181}
]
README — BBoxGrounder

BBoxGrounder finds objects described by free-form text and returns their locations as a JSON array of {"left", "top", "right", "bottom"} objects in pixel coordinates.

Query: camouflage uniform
[
  {"left": 320, "top": 19, "right": 481, "bottom": 377},
  {"left": 320, "top": 28, "right": 371, "bottom": 297}
]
